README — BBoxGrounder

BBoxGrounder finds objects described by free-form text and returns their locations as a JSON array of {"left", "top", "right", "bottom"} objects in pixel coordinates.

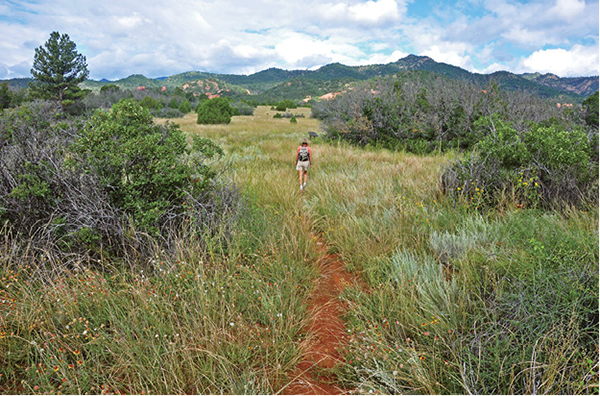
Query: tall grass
[
  {"left": 300, "top": 137, "right": 598, "bottom": 394},
  {"left": 0, "top": 106, "right": 321, "bottom": 394},
  {"left": 279, "top": 119, "right": 598, "bottom": 394},
  {"left": 2, "top": 106, "right": 596, "bottom": 394}
]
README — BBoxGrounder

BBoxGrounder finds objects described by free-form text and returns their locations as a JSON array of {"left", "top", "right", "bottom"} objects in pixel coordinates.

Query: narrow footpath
[{"left": 283, "top": 235, "right": 363, "bottom": 395}]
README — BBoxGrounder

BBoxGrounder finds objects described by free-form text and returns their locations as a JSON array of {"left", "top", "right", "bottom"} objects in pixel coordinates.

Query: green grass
[
  {"left": 1, "top": 106, "right": 597, "bottom": 394},
  {"left": 0, "top": 206, "right": 316, "bottom": 393}
]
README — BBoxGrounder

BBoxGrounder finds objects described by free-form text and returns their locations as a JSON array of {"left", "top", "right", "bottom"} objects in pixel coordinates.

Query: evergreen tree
[
  {"left": 197, "top": 97, "right": 232, "bottom": 124},
  {"left": 0, "top": 82, "right": 11, "bottom": 109},
  {"left": 29, "top": 31, "right": 89, "bottom": 109},
  {"left": 582, "top": 90, "right": 599, "bottom": 128}
]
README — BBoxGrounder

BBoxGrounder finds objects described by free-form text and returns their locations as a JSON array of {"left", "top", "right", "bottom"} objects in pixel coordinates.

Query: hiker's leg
[
  {"left": 298, "top": 170, "right": 303, "bottom": 186},
  {"left": 303, "top": 170, "right": 308, "bottom": 185}
]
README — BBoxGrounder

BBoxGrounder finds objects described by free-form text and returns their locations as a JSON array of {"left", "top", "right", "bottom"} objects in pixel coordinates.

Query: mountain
[
  {"left": 225, "top": 55, "right": 598, "bottom": 101},
  {"left": 521, "top": 72, "right": 599, "bottom": 97},
  {"left": 1, "top": 78, "right": 32, "bottom": 89},
  {"left": 246, "top": 56, "right": 597, "bottom": 102},
  {"left": 4, "top": 55, "right": 598, "bottom": 103}
]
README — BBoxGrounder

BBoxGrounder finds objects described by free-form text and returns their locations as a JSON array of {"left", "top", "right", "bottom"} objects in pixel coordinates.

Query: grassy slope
[
  {"left": 1, "top": 107, "right": 597, "bottom": 394},
  {"left": 165, "top": 108, "right": 599, "bottom": 394}
]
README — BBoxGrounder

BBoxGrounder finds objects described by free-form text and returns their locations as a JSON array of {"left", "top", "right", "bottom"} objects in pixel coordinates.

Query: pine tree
[
  {"left": 197, "top": 97, "right": 232, "bottom": 124},
  {"left": 0, "top": 82, "right": 11, "bottom": 109},
  {"left": 29, "top": 32, "right": 89, "bottom": 108}
]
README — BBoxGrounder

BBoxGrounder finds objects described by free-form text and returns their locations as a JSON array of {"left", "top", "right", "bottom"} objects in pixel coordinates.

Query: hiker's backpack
[{"left": 298, "top": 146, "right": 310, "bottom": 162}]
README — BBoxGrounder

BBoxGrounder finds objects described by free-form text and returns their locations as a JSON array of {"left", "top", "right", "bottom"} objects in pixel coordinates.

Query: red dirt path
[{"left": 283, "top": 238, "right": 363, "bottom": 395}]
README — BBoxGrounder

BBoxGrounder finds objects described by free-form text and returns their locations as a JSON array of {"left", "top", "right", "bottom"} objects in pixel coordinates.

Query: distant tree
[
  {"left": 100, "top": 84, "right": 120, "bottom": 94},
  {"left": 582, "top": 91, "right": 599, "bottom": 128},
  {"left": 275, "top": 99, "right": 297, "bottom": 111},
  {"left": 178, "top": 99, "right": 191, "bottom": 114},
  {"left": 139, "top": 95, "right": 161, "bottom": 110},
  {"left": 197, "top": 97, "right": 232, "bottom": 124},
  {"left": 0, "top": 82, "right": 11, "bottom": 109},
  {"left": 29, "top": 31, "right": 89, "bottom": 110}
]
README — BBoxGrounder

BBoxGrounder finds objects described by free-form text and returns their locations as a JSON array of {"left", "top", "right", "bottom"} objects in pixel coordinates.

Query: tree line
[
  {"left": 0, "top": 32, "right": 242, "bottom": 265},
  {"left": 313, "top": 72, "right": 599, "bottom": 209}
]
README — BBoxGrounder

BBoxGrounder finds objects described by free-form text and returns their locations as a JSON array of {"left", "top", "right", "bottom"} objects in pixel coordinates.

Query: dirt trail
[{"left": 283, "top": 236, "right": 363, "bottom": 395}]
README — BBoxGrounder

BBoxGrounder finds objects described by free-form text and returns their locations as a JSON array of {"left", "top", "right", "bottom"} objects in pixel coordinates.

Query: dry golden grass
[
  {"left": 161, "top": 106, "right": 451, "bottom": 271},
  {"left": 151, "top": 106, "right": 598, "bottom": 395}
]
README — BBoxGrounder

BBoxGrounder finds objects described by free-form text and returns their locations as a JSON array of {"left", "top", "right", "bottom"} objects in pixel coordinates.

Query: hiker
[{"left": 295, "top": 138, "right": 312, "bottom": 191}]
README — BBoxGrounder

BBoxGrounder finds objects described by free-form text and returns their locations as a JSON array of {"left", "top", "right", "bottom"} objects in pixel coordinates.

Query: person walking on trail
[{"left": 296, "top": 138, "right": 312, "bottom": 191}]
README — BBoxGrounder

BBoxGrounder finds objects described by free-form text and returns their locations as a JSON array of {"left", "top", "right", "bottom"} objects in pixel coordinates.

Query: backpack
[{"left": 298, "top": 146, "right": 310, "bottom": 161}]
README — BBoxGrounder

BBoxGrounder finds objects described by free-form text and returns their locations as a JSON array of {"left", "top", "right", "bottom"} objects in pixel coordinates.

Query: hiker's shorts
[{"left": 296, "top": 160, "right": 310, "bottom": 171}]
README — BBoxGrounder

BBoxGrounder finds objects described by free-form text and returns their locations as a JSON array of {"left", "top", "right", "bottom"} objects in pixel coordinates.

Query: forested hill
[{"left": 4, "top": 55, "right": 598, "bottom": 103}]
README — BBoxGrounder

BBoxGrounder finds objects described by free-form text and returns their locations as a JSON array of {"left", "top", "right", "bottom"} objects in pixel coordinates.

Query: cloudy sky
[{"left": 1, "top": 0, "right": 598, "bottom": 80}]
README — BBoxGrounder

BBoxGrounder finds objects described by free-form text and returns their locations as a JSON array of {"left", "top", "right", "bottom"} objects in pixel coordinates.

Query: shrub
[
  {"left": 275, "top": 99, "right": 297, "bottom": 111},
  {"left": 76, "top": 99, "right": 198, "bottom": 233},
  {"left": 100, "top": 84, "right": 120, "bottom": 94},
  {"left": 155, "top": 107, "right": 184, "bottom": 118},
  {"left": 197, "top": 97, "right": 233, "bottom": 124},
  {"left": 290, "top": 116, "right": 297, "bottom": 123},
  {"left": 178, "top": 99, "right": 191, "bottom": 114},
  {"left": 230, "top": 101, "right": 255, "bottom": 116},
  {"left": 0, "top": 101, "right": 121, "bottom": 254},
  {"left": 582, "top": 90, "right": 599, "bottom": 128},
  {"left": 139, "top": 95, "right": 162, "bottom": 110},
  {"left": 0, "top": 100, "right": 236, "bottom": 261},
  {"left": 442, "top": 115, "right": 598, "bottom": 209},
  {"left": 0, "top": 82, "right": 12, "bottom": 109},
  {"left": 313, "top": 73, "right": 577, "bottom": 153}
]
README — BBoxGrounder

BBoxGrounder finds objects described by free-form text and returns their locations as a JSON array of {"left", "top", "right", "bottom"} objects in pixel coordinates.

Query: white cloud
[
  {"left": 0, "top": 0, "right": 597, "bottom": 80},
  {"left": 318, "top": 0, "right": 404, "bottom": 26},
  {"left": 114, "top": 13, "right": 147, "bottom": 31},
  {"left": 401, "top": 22, "right": 474, "bottom": 70},
  {"left": 549, "top": 0, "right": 586, "bottom": 20},
  {"left": 272, "top": 32, "right": 363, "bottom": 69},
  {"left": 503, "top": 26, "right": 560, "bottom": 47},
  {"left": 360, "top": 50, "right": 409, "bottom": 65},
  {"left": 518, "top": 44, "right": 599, "bottom": 77},
  {"left": 479, "top": 62, "right": 509, "bottom": 74},
  {"left": 348, "top": 0, "right": 401, "bottom": 24},
  {"left": 422, "top": 44, "right": 473, "bottom": 69},
  {"left": 0, "top": 61, "right": 31, "bottom": 79}
]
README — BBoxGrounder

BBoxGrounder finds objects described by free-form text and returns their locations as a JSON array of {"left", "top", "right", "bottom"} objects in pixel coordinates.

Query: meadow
[{"left": 1, "top": 106, "right": 597, "bottom": 394}]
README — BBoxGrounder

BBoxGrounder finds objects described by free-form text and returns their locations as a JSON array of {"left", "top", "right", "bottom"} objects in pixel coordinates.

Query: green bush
[
  {"left": 139, "top": 95, "right": 162, "bottom": 110},
  {"left": 275, "top": 99, "right": 297, "bottom": 111},
  {"left": 0, "top": 82, "right": 12, "bottom": 109},
  {"left": 197, "top": 97, "right": 233, "bottom": 124},
  {"left": 100, "top": 84, "right": 120, "bottom": 93},
  {"left": 156, "top": 107, "right": 183, "bottom": 118},
  {"left": 230, "top": 101, "right": 254, "bottom": 116},
  {"left": 313, "top": 73, "right": 591, "bottom": 154},
  {"left": 178, "top": 99, "right": 191, "bottom": 114},
  {"left": 443, "top": 115, "right": 598, "bottom": 209},
  {"left": 76, "top": 99, "right": 201, "bottom": 233},
  {"left": 0, "top": 101, "right": 119, "bottom": 253},
  {"left": 1, "top": 100, "right": 236, "bottom": 259},
  {"left": 582, "top": 90, "right": 599, "bottom": 128}
]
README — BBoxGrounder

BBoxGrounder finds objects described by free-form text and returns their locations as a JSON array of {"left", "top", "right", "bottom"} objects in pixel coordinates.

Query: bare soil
[{"left": 283, "top": 237, "right": 363, "bottom": 395}]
